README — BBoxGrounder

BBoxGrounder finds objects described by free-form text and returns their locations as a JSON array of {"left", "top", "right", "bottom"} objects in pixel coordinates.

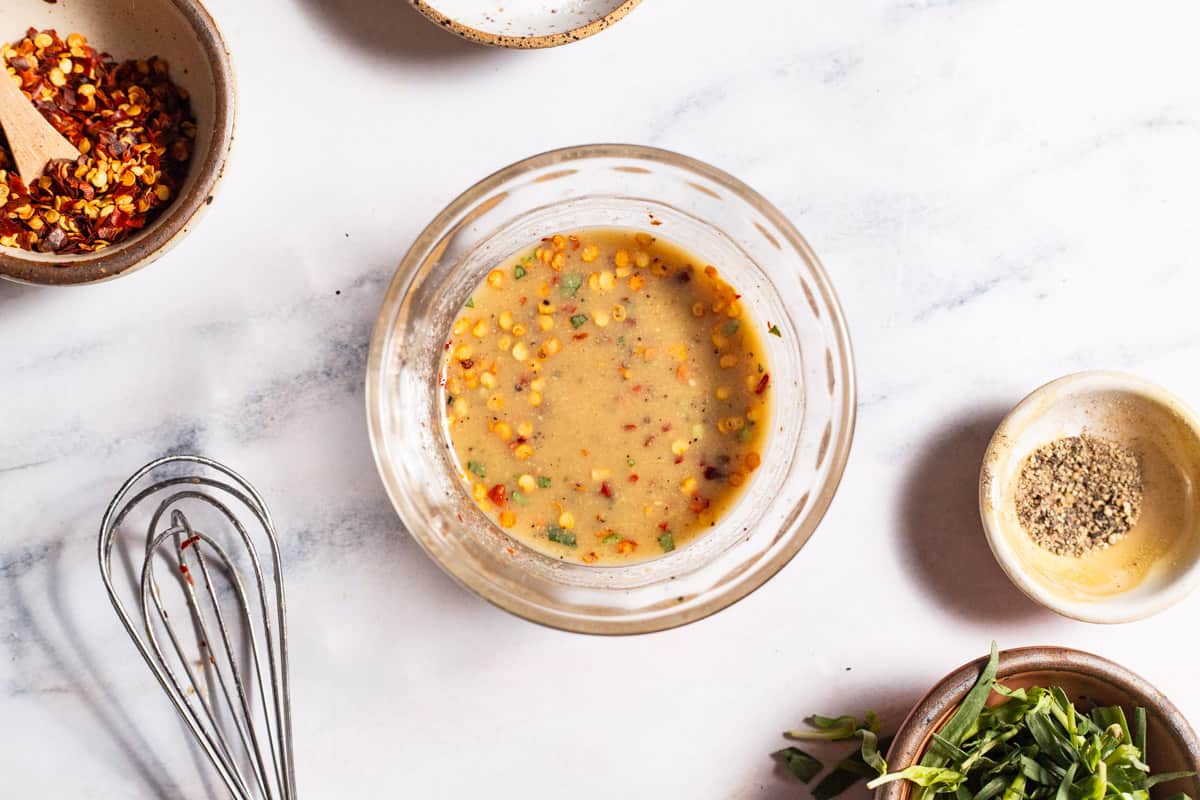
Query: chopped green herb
[
  {"left": 547, "top": 526, "right": 576, "bottom": 547},
  {"left": 514, "top": 265, "right": 527, "bottom": 280},
  {"left": 467, "top": 461, "right": 486, "bottom": 478},
  {"left": 617, "top": 335, "right": 626, "bottom": 347},
  {"left": 724, "top": 320, "right": 740, "bottom": 335},
  {"left": 561, "top": 274, "right": 583, "bottom": 297},
  {"left": 768, "top": 323, "right": 782, "bottom": 337},
  {"left": 812, "top": 743, "right": 892, "bottom": 800},
  {"left": 627, "top": 457, "right": 636, "bottom": 467},
  {"left": 737, "top": 427, "right": 752, "bottom": 443},
  {"left": 788, "top": 714, "right": 876, "bottom": 742},
  {"left": 602, "top": 533, "right": 621, "bottom": 544},
  {"left": 465, "top": 297, "right": 475, "bottom": 308},
  {"left": 510, "top": 490, "right": 528, "bottom": 506},
  {"left": 773, "top": 747, "right": 824, "bottom": 783},
  {"left": 860, "top": 642, "right": 1197, "bottom": 800},
  {"left": 657, "top": 532, "right": 675, "bottom": 552},
  {"left": 570, "top": 314, "right": 588, "bottom": 329},
  {"left": 521, "top": 254, "right": 534, "bottom": 265},
  {"left": 537, "top": 476, "right": 552, "bottom": 488}
]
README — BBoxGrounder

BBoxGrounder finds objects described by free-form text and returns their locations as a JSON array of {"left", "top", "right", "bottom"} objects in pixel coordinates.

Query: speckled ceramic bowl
[
  {"left": 0, "top": 0, "right": 236, "bottom": 286},
  {"left": 879, "top": 647, "right": 1200, "bottom": 800},
  {"left": 409, "top": 0, "right": 641, "bottom": 48},
  {"left": 981, "top": 372, "right": 1200, "bottom": 623}
]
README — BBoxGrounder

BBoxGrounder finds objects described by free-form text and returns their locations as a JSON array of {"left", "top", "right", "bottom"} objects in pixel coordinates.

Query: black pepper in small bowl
[{"left": 1015, "top": 434, "right": 1143, "bottom": 557}]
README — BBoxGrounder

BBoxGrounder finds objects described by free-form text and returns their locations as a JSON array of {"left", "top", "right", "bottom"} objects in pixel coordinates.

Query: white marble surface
[{"left": 2, "top": 0, "right": 1200, "bottom": 796}]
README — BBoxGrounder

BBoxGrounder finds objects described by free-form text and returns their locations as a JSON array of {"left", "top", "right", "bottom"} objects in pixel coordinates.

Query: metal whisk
[{"left": 98, "top": 455, "right": 296, "bottom": 800}]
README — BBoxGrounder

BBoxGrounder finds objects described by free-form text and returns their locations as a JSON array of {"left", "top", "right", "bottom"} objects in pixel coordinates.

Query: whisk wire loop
[{"left": 99, "top": 455, "right": 296, "bottom": 800}]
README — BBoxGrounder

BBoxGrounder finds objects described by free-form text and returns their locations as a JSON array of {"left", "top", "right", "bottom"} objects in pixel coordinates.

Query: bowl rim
[
  {"left": 879, "top": 646, "right": 1200, "bottom": 800},
  {"left": 0, "top": 0, "right": 237, "bottom": 286},
  {"left": 365, "top": 142, "right": 857, "bottom": 634},
  {"left": 408, "top": 0, "right": 642, "bottom": 49},
  {"left": 979, "top": 370, "right": 1200, "bottom": 624}
]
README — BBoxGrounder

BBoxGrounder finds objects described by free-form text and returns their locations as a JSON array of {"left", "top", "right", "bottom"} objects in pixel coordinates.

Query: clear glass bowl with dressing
[{"left": 366, "top": 144, "right": 856, "bottom": 634}]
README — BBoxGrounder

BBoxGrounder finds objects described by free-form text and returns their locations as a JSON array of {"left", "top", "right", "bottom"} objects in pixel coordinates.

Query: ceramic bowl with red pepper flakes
[{"left": 0, "top": 0, "right": 235, "bottom": 286}]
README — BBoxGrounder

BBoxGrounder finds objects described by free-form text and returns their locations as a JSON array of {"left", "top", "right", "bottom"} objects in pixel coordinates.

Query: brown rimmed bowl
[
  {"left": 0, "top": 0, "right": 236, "bottom": 286},
  {"left": 879, "top": 647, "right": 1200, "bottom": 800},
  {"left": 409, "top": 0, "right": 641, "bottom": 49}
]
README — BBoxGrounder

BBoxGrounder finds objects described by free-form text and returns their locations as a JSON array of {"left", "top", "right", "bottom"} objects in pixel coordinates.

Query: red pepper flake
[
  {"left": 518, "top": 296, "right": 528, "bottom": 305},
  {"left": 179, "top": 564, "right": 195, "bottom": 586},
  {"left": 674, "top": 455, "right": 684, "bottom": 464},
  {"left": 573, "top": 333, "right": 589, "bottom": 341},
  {"left": 487, "top": 484, "right": 507, "bottom": 507},
  {"left": 180, "top": 535, "right": 201, "bottom": 550},
  {"left": 703, "top": 466, "right": 725, "bottom": 480},
  {"left": 0, "top": 29, "right": 196, "bottom": 254},
  {"left": 657, "top": 521, "right": 670, "bottom": 531},
  {"left": 568, "top": 235, "right": 581, "bottom": 250},
  {"left": 689, "top": 495, "right": 711, "bottom": 513},
  {"left": 628, "top": 474, "right": 640, "bottom": 483},
  {"left": 643, "top": 435, "right": 656, "bottom": 447},
  {"left": 459, "top": 358, "right": 474, "bottom": 369},
  {"left": 755, "top": 373, "right": 771, "bottom": 395},
  {"left": 562, "top": 304, "right": 578, "bottom": 313},
  {"left": 661, "top": 423, "right": 672, "bottom": 432},
  {"left": 622, "top": 423, "right": 638, "bottom": 431},
  {"left": 632, "top": 384, "right": 643, "bottom": 393},
  {"left": 600, "top": 482, "right": 614, "bottom": 498}
]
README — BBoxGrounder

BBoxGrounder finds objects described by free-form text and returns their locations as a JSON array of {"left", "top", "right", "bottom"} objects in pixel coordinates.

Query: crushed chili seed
[{"left": 0, "top": 29, "right": 196, "bottom": 254}]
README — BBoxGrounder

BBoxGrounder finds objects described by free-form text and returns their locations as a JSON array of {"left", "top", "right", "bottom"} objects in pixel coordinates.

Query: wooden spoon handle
[{"left": 0, "top": 68, "right": 81, "bottom": 182}]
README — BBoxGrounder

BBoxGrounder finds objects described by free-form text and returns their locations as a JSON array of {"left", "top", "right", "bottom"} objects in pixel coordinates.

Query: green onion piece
[
  {"left": 657, "top": 532, "right": 675, "bottom": 552},
  {"left": 858, "top": 728, "right": 887, "bottom": 775},
  {"left": 627, "top": 457, "right": 636, "bottom": 467},
  {"left": 537, "top": 476, "right": 552, "bottom": 488},
  {"left": 617, "top": 335, "right": 626, "bottom": 346},
  {"left": 737, "top": 427, "right": 752, "bottom": 443},
  {"left": 922, "top": 642, "right": 999, "bottom": 767},
  {"left": 1134, "top": 706, "right": 1147, "bottom": 755},
  {"left": 562, "top": 274, "right": 583, "bottom": 297},
  {"left": 773, "top": 747, "right": 824, "bottom": 783},
  {"left": 768, "top": 323, "right": 782, "bottom": 337},
  {"left": 515, "top": 265, "right": 527, "bottom": 279},
  {"left": 510, "top": 490, "right": 528, "bottom": 506},
  {"left": 465, "top": 297, "right": 475, "bottom": 308},
  {"left": 867, "top": 766, "right": 966, "bottom": 792},
  {"left": 570, "top": 314, "right": 588, "bottom": 329},
  {"left": 602, "top": 533, "right": 621, "bottom": 544},
  {"left": 467, "top": 461, "right": 486, "bottom": 478},
  {"left": 789, "top": 715, "right": 865, "bottom": 742},
  {"left": 547, "top": 525, "right": 576, "bottom": 547},
  {"left": 725, "top": 320, "right": 740, "bottom": 335}
]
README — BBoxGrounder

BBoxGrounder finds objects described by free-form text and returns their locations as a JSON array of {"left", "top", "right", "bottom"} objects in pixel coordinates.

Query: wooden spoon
[{"left": 0, "top": 68, "right": 80, "bottom": 182}]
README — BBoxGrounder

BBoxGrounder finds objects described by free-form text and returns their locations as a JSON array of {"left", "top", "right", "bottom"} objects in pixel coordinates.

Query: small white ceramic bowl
[
  {"left": 980, "top": 371, "right": 1200, "bottom": 623},
  {"left": 409, "top": 0, "right": 641, "bottom": 48}
]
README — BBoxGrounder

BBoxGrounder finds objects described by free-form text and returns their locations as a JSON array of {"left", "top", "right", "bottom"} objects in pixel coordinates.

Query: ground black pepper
[{"left": 1015, "top": 434, "right": 1143, "bottom": 557}]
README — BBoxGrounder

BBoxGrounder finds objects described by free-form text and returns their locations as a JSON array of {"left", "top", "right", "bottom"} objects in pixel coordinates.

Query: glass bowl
[{"left": 366, "top": 144, "right": 856, "bottom": 634}]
